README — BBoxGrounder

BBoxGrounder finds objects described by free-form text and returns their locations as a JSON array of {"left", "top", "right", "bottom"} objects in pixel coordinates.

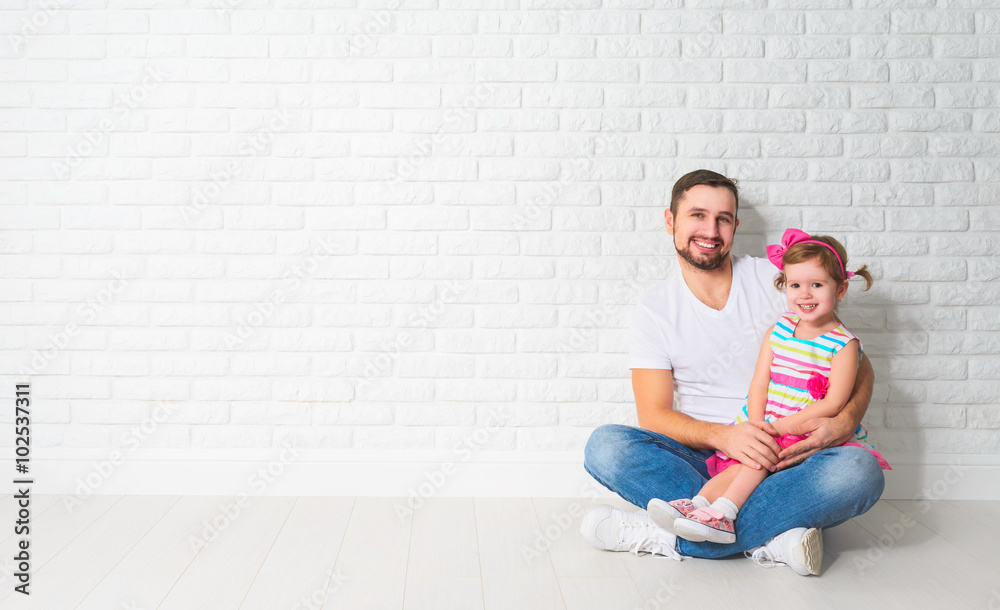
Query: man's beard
[{"left": 675, "top": 237, "right": 729, "bottom": 271}]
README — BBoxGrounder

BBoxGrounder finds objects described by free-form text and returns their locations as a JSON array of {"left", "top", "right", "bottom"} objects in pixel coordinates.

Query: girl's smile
[{"left": 783, "top": 259, "right": 848, "bottom": 327}]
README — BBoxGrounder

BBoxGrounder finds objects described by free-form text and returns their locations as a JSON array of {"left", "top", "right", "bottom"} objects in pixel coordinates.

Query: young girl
[{"left": 648, "top": 229, "right": 891, "bottom": 545}]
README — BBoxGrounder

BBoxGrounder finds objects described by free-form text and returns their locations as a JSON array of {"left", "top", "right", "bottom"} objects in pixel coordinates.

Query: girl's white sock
[
  {"left": 692, "top": 495, "right": 710, "bottom": 509},
  {"left": 712, "top": 497, "right": 739, "bottom": 521}
]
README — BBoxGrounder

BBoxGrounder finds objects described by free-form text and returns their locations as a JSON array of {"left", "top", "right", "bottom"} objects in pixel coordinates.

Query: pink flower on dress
[{"left": 807, "top": 372, "right": 829, "bottom": 400}]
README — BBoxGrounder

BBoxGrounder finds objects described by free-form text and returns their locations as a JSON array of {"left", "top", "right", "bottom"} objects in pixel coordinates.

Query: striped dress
[{"left": 730, "top": 314, "right": 891, "bottom": 470}]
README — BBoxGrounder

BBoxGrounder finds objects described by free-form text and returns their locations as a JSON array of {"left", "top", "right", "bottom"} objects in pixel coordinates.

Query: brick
[
  {"left": 806, "top": 12, "right": 890, "bottom": 34},
  {"left": 598, "top": 38, "right": 680, "bottom": 58},
  {"left": 481, "top": 159, "right": 561, "bottom": 181},
  {"left": 648, "top": 111, "right": 721, "bottom": 133},
  {"left": 851, "top": 283, "right": 930, "bottom": 306},
  {"left": 725, "top": 111, "right": 805, "bottom": 132},
  {"left": 890, "top": 110, "right": 972, "bottom": 132},
  {"left": 892, "top": 11, "right": 974, "bottom": 34},
  {"left": 395, "top": 404, "right": 476, "bottom": 426},
  {"left": 937, "top": 85, "right": 1000, "bottom": 108},
  {"left": 434, "top": 426, "right": 516, "bottom": 451},
  {"left": 391, "top": 260, "right": 472, "bottom": 284},
  {"left": 352, "top": 427, "right": 434, "bottom": 451},
  {"left": 856, "top": 330, "right": 929, "bottom": 354},
  {"left": 802, "top": 207, "right": 884, "bottom": 231},
  {"left": 935, "top": 184, "right": 1000, "bottom": 207},
  {"left": 886, "top": 307, "right": 967, "bottom": 330},
  {"left": 436, "top": 330, "right": 516, "bottom": 353},
  {"left": 438, "top": 379, "right": 518, "bottom": 402},
  {"left": 727, "top": 160, "right": 808, "bottom": 181},
  {"left": 682, "top": 37, "right": 764, "bottom": 58},
  {"left": 967, "top": 250, "right": 1000, "bottom": 278},
  {"left": 522, "top": 234, "right": 602, "bottom": 256},
  {"left": 852, "top": 36, "right": 932, "bottom": 58},
  {"left": 479, "top": 110, "right": 559, "bottom": 131},
  {"left": 809, "top": 160, "right": 889, "bottom": 182},
  {"left": 768, "top": 183, "right": 851, "bottom": 206},
  {"left": 933, "top": 283, "right": 1000, "bottom": 306},
  {"left": 515, "top": 427, "right": 594, "bottom": 451},
  {"left": 646, "top": 60, "right": 722, "bottom": 83},
  {"left": 893, "top": 160, "right": 975, "bottom": 182},
  {"left": 809, "top": 111, "right": 887, "bottom": 134},
  {"left": 811, "top": 61, "right": 889, "bottom": 82},
  {"left": 434, "top": 37, "right": 507, "bottom": 60},
  {"left": 932, "top": 135, "right": 1000, "bottom": 157},
  {"left": 769, "top": 85, "right": 850, "bottom": 109},
  {"left": 722, "top": 12, "right": 803, "bottom": 34},
  {"left": 933, "top": 234, "right": 1000, "bottom": 255},
  {"left": 888, "top": 356, "right": 967, "bottom": 380},
  {"left": 971, "top": 355, "right": 1000, "bottom": 377},
  {"left": 768, "top": 37, "right": 849, "bottom": 59},
  {"left": 888, "top": 209, "right": 968, "bottom": 231},
  {"left": 520, "top": 380, "right": 598, "bottom": 402},
  {"left": 853, "top": 86, "right": 935, "bottom": 108},
  {"left": 886, "top": 405, "right": 966, "bottom": 429},
  {"left": 759, "top": 136, "right": 840, "bottom": 159},
  {"left": 689, "top": 87, "right": 767, "bottom": 108},
  {"left": 475, "top": 354, "right": 559, "bottom": 378},
  {"left": 642, "top": 13, "right": 721, "bottom": 34},
  {"left": 518, "top": 284, "right": 600, "bottom": 305},
  {"left": 968, "top": 407, "right": 1000, "bottom": 429},
  {"left": 524, "top": 86, "right": 603, "bottom": 108},
  {"left": 877, "top": 258, "right": 967, "bottom": 282},
  {"left": 928, "top": 381, "right": 1000, "bottom": 403},
  {"left": 931, "top": 331, "right": 1000, "bottom": 355},
  {"left": 679, "top": 135, "right": 759, "bottom": 158}
]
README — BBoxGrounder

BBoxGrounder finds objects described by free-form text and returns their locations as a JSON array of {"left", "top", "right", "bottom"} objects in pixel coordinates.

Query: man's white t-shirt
[{"left": 629, "top": 255, "right": 788, "bottom": 424}]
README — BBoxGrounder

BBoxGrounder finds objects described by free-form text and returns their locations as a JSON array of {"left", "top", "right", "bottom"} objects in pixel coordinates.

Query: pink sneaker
[
  {"left": 673, "top": 506, "right": 736, "bottom": 544},
  {"left": 647, "top": 498, "right": 699, "bottom": 534}
]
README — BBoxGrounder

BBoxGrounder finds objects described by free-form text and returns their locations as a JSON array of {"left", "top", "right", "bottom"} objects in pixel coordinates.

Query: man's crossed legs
[{"left": 581, "top": 424, "right": 885, "bottom": 572}]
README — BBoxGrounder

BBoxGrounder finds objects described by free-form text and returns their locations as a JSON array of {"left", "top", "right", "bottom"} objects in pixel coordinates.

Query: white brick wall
[{"left": 3, "top": 3, "right": 1000, "bottom": 494}]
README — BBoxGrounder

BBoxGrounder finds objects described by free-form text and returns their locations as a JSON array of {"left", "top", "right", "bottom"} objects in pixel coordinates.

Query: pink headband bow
[{"left": 766, "top": 228, "right": 855, "bottom": 279}]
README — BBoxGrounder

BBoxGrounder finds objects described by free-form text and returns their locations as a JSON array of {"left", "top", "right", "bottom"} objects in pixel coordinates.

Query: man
[{"left": 579, "top": 169, "right": 885, "bottom": 575}]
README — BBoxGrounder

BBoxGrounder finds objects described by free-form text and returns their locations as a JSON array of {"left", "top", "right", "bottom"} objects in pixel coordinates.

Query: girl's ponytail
[{"left": 852, "top": 264, "right": 874, "bottom": 291}]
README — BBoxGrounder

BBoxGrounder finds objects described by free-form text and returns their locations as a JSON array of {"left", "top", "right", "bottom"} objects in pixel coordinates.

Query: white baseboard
[{"left": 12, "top": 449, "right": 1000, "bottom": 501}]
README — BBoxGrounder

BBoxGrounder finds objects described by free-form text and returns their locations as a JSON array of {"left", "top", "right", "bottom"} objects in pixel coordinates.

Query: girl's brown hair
[{"left": 773, "top": 234, "right": 874, "bottom": 292}]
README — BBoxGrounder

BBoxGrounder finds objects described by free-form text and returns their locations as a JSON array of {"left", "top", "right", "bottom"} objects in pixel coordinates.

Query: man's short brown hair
[{"left": 670, "top": 169, "right": 739, "bottom": 218}]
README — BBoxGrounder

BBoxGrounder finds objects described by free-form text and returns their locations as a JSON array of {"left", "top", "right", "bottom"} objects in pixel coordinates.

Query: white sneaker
[
  {"left": 745, "top": 527, "right": 822, "bottom": 576},
  {"left": 579, "top": 505, "right": 682, "bottom": 560}
]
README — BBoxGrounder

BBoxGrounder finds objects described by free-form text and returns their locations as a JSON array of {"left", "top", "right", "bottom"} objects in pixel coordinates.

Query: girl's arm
[
  {"left": 773, "top": 340, "right": 860, "bottom": 435},
  {"left": 745, "top": 326, "right": 775, "bottom": 422}
]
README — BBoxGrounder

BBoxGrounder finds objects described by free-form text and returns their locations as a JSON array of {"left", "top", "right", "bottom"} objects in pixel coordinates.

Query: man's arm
[
  {"left": 632, "top": 368, "right": 782, "bottom": 472},
  {"left": 775, "top": 352, "right": 874, "bottom": 469}
]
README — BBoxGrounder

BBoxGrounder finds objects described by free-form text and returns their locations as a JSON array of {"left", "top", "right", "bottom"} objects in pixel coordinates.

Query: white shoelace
[
  {"left": 619, "top": 520, "right": 682, "bottom": 561},
  {"left": 745, "top": 546, "right": 781, "bottom": 568}
]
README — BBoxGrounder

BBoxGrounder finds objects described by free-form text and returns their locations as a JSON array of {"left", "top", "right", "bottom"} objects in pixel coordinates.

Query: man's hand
[
  {"left": 775, "top": 417, "right": 853, "bottom": 470},
  {"left": 717, "top": 420, "right": 782, "bottom": 472}
]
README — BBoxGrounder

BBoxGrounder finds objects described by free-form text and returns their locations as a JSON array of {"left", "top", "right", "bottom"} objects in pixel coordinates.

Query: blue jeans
[{"left": 583, "top": 424, "right": 885, "bottom": 558}]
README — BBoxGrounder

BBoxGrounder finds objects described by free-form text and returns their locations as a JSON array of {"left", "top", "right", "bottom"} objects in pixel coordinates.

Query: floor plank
[
  {"left": 240, "top": 497, "right": 356, "bottom": 610},
  {"left": 0, "top": 495, "right": 177, "bottom": 609},
  {"left": 404, "top": 498, "right": 483, "bottom": 610},
  {"left": 0, "top": 494, "right": 121, "bottom": 590},
  {"left": 475, "top": 498, "right": 566, "bottom": 610},
  {"left": 888, "top": 499, "right": 1000, "bottom": 572},
  {"left": 559, "top": 577, "right": 645, "bottom": 610},
  {"left": 532, "top": 497, "right": 632, "bottom": 579},
  {"left": 76, "top": 496, "right": 241, "bottom": 609},
  {"left": 157, "top": 496, "right": 296, "bottom": 610},
  {"left": 855, "top": 500, "right": 999, "bottom": 606},
  {"left": 322, "top": 497, "right": 413, "bottom": 610}
]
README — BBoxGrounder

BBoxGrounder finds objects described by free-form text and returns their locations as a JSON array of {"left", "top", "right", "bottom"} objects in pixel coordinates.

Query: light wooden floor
[{"left": 0, "top": 494, "right": 996, "bottom": 609}]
